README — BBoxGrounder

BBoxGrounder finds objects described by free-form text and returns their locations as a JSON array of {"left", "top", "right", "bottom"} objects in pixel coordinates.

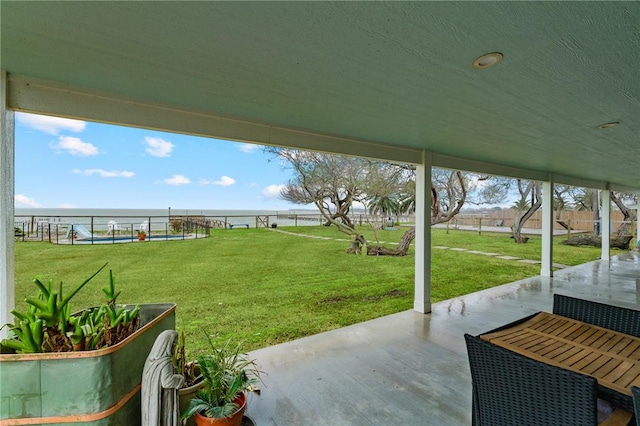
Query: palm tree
[
  {"left": 366, "top": 195, "right": 401, "bottom": 227},
  {"left": 398, "top": 193, "right": 416, "bottom": 216},
  {"left": 511, "top": 199, "right": 530, "bottom": 211},
  {"left": 570, "top": 188, "right": 594, "bottom": 211}
]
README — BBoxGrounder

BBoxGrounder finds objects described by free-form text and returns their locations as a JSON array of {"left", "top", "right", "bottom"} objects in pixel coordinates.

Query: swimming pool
[{"left": 59, "top": 233, "right": 208, "bottom": 244}]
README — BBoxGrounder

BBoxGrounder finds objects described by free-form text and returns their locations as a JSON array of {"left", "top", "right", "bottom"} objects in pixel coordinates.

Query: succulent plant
[{"left": 1, "top": 264, "right": 141, "bottom": 354}]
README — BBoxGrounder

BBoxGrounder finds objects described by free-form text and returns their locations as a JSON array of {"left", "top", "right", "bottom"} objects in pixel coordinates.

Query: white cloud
[
  {"left": 262, "top": 184, "right": 285, "bottom": 198},
  {"left": 15, "top": 194, "right": 42, "bottom": 208},
  {"left": 50, "top": 136, "right": 99, "bottom": 156},
  {"left": 238, "top": 143, "right": 261, "bottom": 153},
  {"left": 16, "top": 112, "right": 86, "bottom": 135},
  {"left": 145, "top": 137, "right": 175, "bottom": 157},
  {"left": 72, "top": 168, "right": 135, "bottom": 178},
  {"left": 199, "top": 176, "right": 236, "bottom": 186},
  {"left": 163, "top": 174, "right": 191, "bottom": 185},
  {"left": 58, "top": 203, "right": 77, "bottom": 208}
]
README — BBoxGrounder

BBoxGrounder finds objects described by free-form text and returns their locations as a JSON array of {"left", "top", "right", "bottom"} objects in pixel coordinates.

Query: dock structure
[
  {"left": 170, "top": 215, "right": 219, "bottom": 232},
  {"left": 256, "top": 215, "right": 269, "bottom": 228}
]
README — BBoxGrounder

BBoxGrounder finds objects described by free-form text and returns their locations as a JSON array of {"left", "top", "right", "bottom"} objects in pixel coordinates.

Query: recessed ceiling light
[
  {"left": 472, "top": 52, "right": 503, "bottom": 70},
  {"left": 598, "top": 122, "right": 620, "bottom": 129}
]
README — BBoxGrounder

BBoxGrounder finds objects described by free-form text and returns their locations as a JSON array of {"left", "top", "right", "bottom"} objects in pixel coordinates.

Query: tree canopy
[{"left": 265, "top": 147, "right": 637, "bottom": 251}]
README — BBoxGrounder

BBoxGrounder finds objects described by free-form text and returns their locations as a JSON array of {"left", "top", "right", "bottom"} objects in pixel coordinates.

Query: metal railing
[
  {"left": 14, "top": 213, "right": 334, "bottom": 244},
  {"left": 14, "top": 215, "right": 214, "bottom": 244}
]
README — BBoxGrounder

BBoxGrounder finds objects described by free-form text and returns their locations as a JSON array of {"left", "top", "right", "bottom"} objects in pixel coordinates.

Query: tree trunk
[
  {"left": 345, "top": 233, "right": 368, "bottom": 254},
  {"left": 562, "top": 234, "right": 632, "bottom": 250},
  {"left": 431, "top": 171, "right": 467, "bottom": 224},
  {"left": 610, "top": 191, "right": 636, "bottom": 236},
  {"left": 510, "top": 181, "right": 541, "bottom": 244},
  {"left": 617, "top": 222, "right": 632, "bottom": 237},
  {"left": 367, "top": 227, "right": 415, "bottom": 256},
  {"left": 555, "top": 220, "right": 573, "bottom": 231},
  {"left": 511, "top": 197, "right": 540, "bottom": 244},
  {"left": 510, "top": 229, "right": 529, "bottom": 244}
]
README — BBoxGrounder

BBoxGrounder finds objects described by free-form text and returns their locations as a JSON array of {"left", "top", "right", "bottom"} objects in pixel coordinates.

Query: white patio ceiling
[{"left": 1, "top": 1, "right": 639, "bottom": 191}]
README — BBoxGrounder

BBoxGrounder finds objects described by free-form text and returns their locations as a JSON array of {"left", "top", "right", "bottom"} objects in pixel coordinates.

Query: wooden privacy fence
[{"left": 447, "top": 210, "right": 633, "bottom": 234}]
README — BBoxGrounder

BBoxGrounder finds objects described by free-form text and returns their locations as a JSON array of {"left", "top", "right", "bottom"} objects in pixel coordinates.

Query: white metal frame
[{"left": 1, "top": 71, "right": 15, "bottom": 338}]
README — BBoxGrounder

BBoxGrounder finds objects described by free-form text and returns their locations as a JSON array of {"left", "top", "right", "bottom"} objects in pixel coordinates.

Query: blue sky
[{"left": 14, "top": 112, "right": 304, "bottom": 211}]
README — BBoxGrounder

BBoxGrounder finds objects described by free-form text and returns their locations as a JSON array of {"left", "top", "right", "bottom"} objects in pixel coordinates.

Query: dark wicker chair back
[
  {"left": 632, "top": 386, "right": 640, "bottom": 426},
  {"left": 465, "top": 333, "right": 600, "bottom": 426},
  {"left": 553, "top": 294, "right": 640, "bottom": 411},
  {"left": 553, "top": 294, "right": 640, "bottom": 337}
]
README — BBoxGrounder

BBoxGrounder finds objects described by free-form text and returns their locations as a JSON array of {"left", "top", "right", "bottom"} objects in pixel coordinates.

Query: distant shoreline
[
  {"left": 15, "top": 207, "right": 321, "bottom": 217},
  {"left": 13, "top": 207, "right": 328, "bottom": 229}
]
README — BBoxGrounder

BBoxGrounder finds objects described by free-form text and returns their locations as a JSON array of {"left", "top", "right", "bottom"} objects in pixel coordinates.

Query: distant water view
[
  {"left": 14, "top": 208, "right": 324, "bottom": 230},
  {"left": 15, "top": 208, "right": 310, "bottom": 218}
]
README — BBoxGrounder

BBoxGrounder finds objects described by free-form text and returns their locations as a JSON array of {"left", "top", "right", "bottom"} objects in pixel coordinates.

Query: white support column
[
  {"left": 601, "top": 189, "right": 611, "bottom": 261},
  {"left": 636, "top": 198, "right": 640, "bottom": 250},
  {"left": 414, "top": 150, "right": 432, "bottom": 314},
  {"left": 541, "top": 178, "right": 554, "bottom": 277},
  {"left": 0, "top": 70, "right": 15, "bottom": 339}
]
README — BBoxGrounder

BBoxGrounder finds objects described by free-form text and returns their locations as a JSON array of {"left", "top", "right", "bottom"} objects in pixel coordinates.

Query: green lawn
[{"left": 13, "top": 226, "right": 604, "bottom": 356}]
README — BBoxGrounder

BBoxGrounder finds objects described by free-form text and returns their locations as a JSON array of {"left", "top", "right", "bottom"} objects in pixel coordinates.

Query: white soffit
[{"left": 1, "top": 1, "right": 639, "bottom": 190}]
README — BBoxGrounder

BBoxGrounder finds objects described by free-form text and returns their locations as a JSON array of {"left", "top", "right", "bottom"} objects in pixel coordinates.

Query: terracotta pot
[
  {"left": 138, "top": 234, "right": 146, "bottom": 241},
  {"left": 179, "top": 365, "right": 205, "bottom": 426},
  {"left": 193, "top": 393, "right": 246, "bottom": 426}
]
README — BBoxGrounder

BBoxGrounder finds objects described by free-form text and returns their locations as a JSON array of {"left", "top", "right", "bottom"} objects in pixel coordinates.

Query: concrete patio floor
[{"left": 246, "top": 251, "right": 640, "bottom": 425}]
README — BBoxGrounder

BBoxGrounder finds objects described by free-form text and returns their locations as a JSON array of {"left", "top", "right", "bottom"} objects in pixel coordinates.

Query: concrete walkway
[
  {"left": 432, "top": 245, "right": 569, "bottom": 269},
  {"left": 269, "top": 228, "right": 569, "bottom": 269},
  {"left": 432, "top": 223, "right": 573, "bottom": 236}
]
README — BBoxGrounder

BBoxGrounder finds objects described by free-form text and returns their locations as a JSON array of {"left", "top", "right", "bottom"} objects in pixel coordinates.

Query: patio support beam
[
  {"left": 601, "top": 189, "right": 611, "bottom": 261},
  {"left": 414, "top": 150, "right": 432, "bottom": 314},
  {"left": 0, "top": 70, "right": 15, "bottom": 339},
  {"left": 541, "top": 178, "right": 554, "bottom": 277},
  {"left": 5, "top": 74, "right": 625, "bottom": 194},
  {"left": 7, "top": 75, "right": 422, "bottom": 166}
]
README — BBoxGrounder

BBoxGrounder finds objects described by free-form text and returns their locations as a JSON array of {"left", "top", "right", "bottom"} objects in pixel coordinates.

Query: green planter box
[{"left": 0, "top": 303, "right": 176, "bottom": 425}]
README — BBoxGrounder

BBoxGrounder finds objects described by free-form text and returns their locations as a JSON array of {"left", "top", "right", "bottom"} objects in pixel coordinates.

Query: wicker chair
[
  {"left": 465, "top": 333, "right": 632, "bottom": 426},
  {"left": 553, "top": 294, "right": 640, "bottom": 337},
  {"left": 553, "top": 294, "right": 640, "bottom": 412},
  {"left": 632, "top": 386, "right": 640, "bottom": 426}
]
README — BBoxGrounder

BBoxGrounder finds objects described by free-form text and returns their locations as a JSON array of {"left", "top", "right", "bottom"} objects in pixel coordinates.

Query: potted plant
[
  {"left": 138, "top": 229, "right": 147, "bottom": 241},
  {"left": 0, "top": 263, "right": 176, "bottom": 424},
  {"left": 174, "top": 331, "right": 205, "bottom": 426},
  {"left": 182, "top": 335, "right": 262, "bottom": 426}
]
